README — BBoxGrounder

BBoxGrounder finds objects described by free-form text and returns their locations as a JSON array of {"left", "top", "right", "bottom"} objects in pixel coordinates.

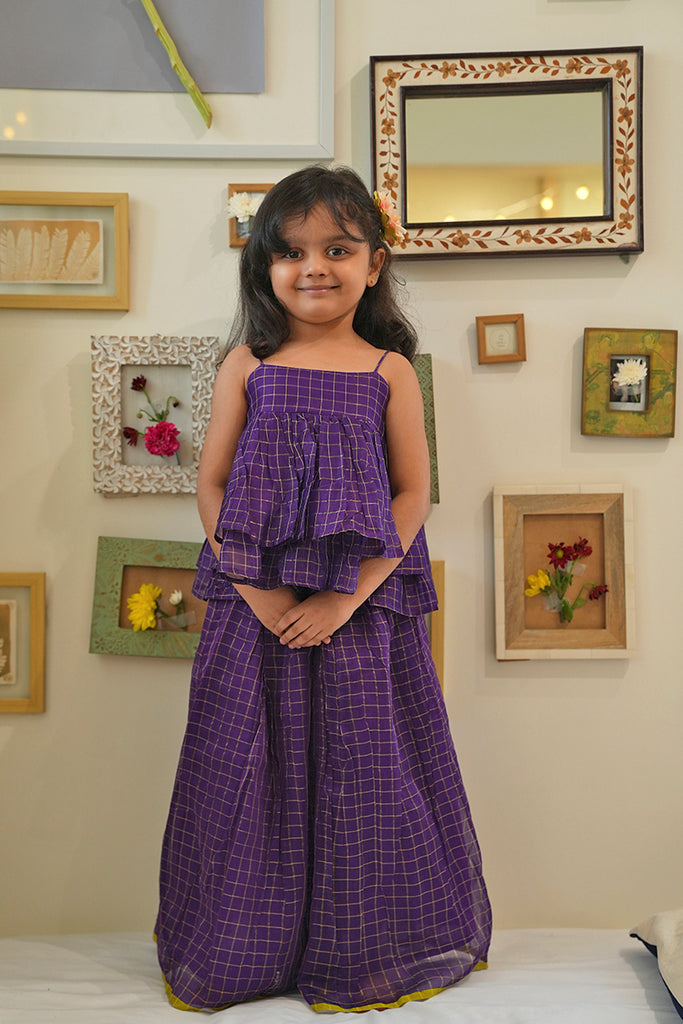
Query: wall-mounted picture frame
[
  {"left": 227, "top": 183, "right": 272, "bottom": 248},
  {"left": 0, "top": 0, "right": 333, "bottom": 160},
  {"left": 476, "top": 314, "right": 526, "bottom": 364},
  {"left": 413, "top": 353, "right": 439, "bottom": 502},
  {"left": 0, "top": 572, "right": 45, "bottom": 713},
  {"left": 89, "top": 537, "right": 205, "bottom": 659},
  {"left": 428, "top": 560, "right": 445, "bottom": 687},
  {"left": 91, "top": 335, "right": 220, "bottom": 495},
  {"left": 493, "top": 485, "right": 634, "bottom": 660},
  {"left": 371, "top": 46, "right": 643, "bottom": 259},
  {"left": 581, "top": 328, "right": 677, "bottom": 437},
  {"left": 0, "top": 191, "right": 129, "bottom": 309}
]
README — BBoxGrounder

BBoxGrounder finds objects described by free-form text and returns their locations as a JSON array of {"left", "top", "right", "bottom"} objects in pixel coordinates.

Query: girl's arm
[
  {"left": 276, "top": 353, "right": 431, "bottom": 647},
  {"left": 198, "top": 345, "right": 305, "bottom": 637},
  {"left": 197, "top": 345, "right": 251, "bottom": 556}
]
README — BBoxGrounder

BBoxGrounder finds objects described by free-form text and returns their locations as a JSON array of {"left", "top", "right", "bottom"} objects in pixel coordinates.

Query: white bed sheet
[{"left": 0, "top": 929, "right": 675, "bottom": 1023}]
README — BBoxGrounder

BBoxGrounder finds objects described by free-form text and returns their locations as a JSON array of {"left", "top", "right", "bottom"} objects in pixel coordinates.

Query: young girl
[{"left": 155, "top": 165, "right": 491, "bottom": 1014}]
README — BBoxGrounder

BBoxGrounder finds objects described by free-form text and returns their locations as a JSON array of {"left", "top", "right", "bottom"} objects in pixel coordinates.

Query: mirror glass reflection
[{"left": 404, "top": 89, "right": 606, "bottom": 224}]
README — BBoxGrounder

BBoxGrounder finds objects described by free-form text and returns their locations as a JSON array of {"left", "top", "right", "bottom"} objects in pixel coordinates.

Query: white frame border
[{"left": 0, "top": 0, "right": 334, "bottom": 160}]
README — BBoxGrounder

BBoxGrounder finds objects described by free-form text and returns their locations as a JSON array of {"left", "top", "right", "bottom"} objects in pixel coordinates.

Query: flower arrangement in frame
[
  {"left": 0, "top": 191, "right": 128, "bottom": 309},
  {"left": 581, "top": 328, "right": 677, "bottom": 437},
  {"left": 227, "top": 183, "right": 272, "bottom": 248},
  {"left": 493, "top": 485, "right": 634, "bottom": 660},
  {"left": 89, "top": 536, "right": 205, "bottom": 659},
  {"left": 91, "top": 334, "right": 220, "bottom": 495},
  {"left": 0, "top": 573, "right": 45, "bottom": 713},
  {"left": 476, "top": 314, "right": 526, "bottom": 364}
]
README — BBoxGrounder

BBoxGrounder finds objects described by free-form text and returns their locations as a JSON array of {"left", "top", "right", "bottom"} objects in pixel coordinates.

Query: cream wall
[{"left": 1, "top": 0, "right": 681, "bottom": 937}]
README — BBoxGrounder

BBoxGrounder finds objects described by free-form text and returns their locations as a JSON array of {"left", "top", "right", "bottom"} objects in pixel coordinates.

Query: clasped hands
[{"left": 240, "top": 585, "right": 358, "bottom": 649}]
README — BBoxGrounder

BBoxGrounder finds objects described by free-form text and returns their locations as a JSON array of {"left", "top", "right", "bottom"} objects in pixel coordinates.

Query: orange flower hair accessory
[{"left": 373, "top": 189, "right": 407, "bottom": 247}]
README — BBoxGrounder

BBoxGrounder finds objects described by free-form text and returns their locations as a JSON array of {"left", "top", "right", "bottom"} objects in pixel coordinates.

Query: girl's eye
[
  {"left": 277, "top": 248, "right": 302, "bottom": 260},
  {"left": 328, "top": 246, "right": 349, "bottom": 257}
]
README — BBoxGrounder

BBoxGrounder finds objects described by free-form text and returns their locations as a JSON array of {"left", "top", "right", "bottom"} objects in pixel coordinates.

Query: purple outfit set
[{"left": 155, "top": 354, "right": 491, "bottom": 1013}]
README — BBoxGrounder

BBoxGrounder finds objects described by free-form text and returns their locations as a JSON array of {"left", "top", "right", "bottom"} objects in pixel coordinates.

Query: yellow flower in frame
[
  {"left": 525, "top": 569, "right": 551, "bottom": 597},
  {"left": 127, "top": 583, "right": 162, "bottom": 631}
]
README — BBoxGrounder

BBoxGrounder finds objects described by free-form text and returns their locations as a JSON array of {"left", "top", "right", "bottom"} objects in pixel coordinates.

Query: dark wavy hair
[{"left": 224, "top": 165, "right": 418, "bottom": 361}]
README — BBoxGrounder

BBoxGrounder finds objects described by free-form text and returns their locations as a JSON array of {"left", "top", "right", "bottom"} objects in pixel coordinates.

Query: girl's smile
[{"left": 269, "top": 203, "right": 384, "bottom": 335}]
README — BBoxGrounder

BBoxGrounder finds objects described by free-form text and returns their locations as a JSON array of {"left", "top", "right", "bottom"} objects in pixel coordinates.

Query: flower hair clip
[{"left": 373, "top": 189, "right": 407, "bottom": 247}]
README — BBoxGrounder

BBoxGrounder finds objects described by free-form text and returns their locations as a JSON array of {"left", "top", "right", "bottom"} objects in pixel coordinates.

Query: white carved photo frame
[{"left": 91, "top": 334, "right": 219, "bottom": 495}]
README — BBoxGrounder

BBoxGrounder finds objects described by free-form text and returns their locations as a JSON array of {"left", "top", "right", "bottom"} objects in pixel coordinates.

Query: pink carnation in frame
[{"left": 144, "top": 421, "right": 180, "bottom": 458}]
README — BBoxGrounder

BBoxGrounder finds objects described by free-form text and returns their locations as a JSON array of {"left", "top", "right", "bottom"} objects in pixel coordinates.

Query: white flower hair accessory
[{"left": 373, "top": 189, "right": 407, "bottom": 247}]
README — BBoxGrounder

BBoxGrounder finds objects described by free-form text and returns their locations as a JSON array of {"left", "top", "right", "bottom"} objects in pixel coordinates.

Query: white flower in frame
[{"left": 227, "top": 191, "right": 264, "bottom": 223}]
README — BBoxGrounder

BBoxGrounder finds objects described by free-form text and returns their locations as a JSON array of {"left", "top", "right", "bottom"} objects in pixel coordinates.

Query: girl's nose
[{"left": 303, "top": 250, "right": 328, "bottom": 276}]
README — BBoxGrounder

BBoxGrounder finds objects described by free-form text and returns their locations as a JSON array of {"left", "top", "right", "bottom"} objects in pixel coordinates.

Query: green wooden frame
[
  {"left": 414, "top": 353, "right": 439, "bottom": 503},
  {"left": 582, "top": 328, "right": 677, "bottom": 437},
  {"left": 89, "top": 536, "right": 203, "bottom": 659}
]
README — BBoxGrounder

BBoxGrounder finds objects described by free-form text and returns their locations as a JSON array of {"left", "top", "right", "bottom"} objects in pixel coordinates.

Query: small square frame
[
  {"left": 493, "top": 485, "right": 634, "bottom": 660},
  {"left": 228, "top": 183, "right": 273, "bottom": 248},
  {"left": 0, "top": 572, "right": 45, "bottom": 713},
  {"left": 0, "top": 191, "right": 129, "bottom": 309},
  {"left": 476, "top": 314, "right": 526, "bottom": 364},
  {"left": 90, "top": 537, "right": 204, "bottom": 659},
  {"left": 581, "top": 328, "right": 678, "bottom": 437},
  {"left": 91, "top": 334, "right": 220, "bottom": 495}
]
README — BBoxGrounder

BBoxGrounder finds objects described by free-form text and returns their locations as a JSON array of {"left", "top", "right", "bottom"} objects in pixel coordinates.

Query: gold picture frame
[
  {"left": 429, "top": 560, "right": 445, "bottom": 687},
  {"left": 493, "top": 486, "right": 634, "bottom": 660},
  {"left": 476, "top": 313, "right": 526, "bottom": 364},
  {"left": 0, "top": 572, "right": 45, "bottom": 713},
  {"left": 0, "top": 191, "right": 129, "bottom": 309}
]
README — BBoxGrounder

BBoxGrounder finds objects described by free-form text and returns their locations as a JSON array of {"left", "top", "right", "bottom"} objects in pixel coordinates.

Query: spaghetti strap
[{"left": 373, "top": 350, "right": 390, "bottom": 372}]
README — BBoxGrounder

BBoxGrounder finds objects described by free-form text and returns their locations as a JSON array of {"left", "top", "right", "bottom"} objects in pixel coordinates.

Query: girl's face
[{"left": 268, "top": 203, "right": 385, "bottom": 337}]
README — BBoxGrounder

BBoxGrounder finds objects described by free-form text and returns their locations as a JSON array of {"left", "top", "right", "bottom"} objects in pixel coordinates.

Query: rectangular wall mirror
[{"left": 371, "top": 47, "right": 643, "bottom": 259}]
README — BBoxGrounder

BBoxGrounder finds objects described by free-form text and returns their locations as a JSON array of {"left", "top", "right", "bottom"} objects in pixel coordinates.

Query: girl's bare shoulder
[
  {"left": 216, "top": 344, "right": 260, "bottom": 386},
  {"left": 377, "top": 350, "right": 419, "bottom": 385}
]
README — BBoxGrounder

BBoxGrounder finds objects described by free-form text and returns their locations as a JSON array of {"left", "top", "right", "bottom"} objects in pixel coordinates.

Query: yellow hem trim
[
  {"left": 163, "top": 976, "right": 233, "bottom": 1013},
  {"left": 311, "top": 984, "right": 447, "bottom": 1013},
  {"left": 311, "top": 961, "right": 489, "bottom": 1013}
]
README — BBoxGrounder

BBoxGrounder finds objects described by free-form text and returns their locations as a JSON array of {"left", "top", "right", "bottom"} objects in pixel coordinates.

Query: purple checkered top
[{"left": 193, "top": 360, "right": 437, "bottom": 615}]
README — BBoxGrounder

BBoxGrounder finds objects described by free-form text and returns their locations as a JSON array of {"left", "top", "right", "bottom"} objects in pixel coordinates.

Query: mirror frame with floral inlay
[{"left": 370, "top": 47, "right": 643, "bottom": 259}]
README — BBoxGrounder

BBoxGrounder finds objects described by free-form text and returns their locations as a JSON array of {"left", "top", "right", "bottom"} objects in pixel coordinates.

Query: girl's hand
[
  {"left": 233, "top": 584, "right": 302, "bottom": 638},
  {"left": 275, "top": 591, "right": 358, "bottom": 649}
]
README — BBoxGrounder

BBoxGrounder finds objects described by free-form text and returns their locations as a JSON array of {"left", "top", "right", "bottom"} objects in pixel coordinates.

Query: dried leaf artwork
[{"left": 0, "top": 218, "right": 103, "bottom": 284}]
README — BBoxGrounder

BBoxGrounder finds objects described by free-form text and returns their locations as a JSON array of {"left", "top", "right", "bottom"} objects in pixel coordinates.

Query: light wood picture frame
[
  {"left": 493, "top": 485, "right": 634, "bottom": 660},
  {"left": 228, "top": 183, "right": 272, "bottom": 248},
  {"left": 0, "top": 191, "right": 129, "bottom": 309},
  {"left": 476, "top": 314, "right": 526, "bottom": 364},
  {"left": 581, "top": 328, "right": 677, "bottom": 437},
  {"left": 91, "top": 334, "right": 220, "bottom": 495},
  {"left": 0, "top": 572, "right": 45, "bottom": 713},
  {"left": 89, "top": 537, "right": 205, "bottom": 659}
]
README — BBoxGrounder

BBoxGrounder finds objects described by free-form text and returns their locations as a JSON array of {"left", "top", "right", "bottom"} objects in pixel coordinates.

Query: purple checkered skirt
[{"left": 155, "top": 363, "right": 491, "bottom": 1011}]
